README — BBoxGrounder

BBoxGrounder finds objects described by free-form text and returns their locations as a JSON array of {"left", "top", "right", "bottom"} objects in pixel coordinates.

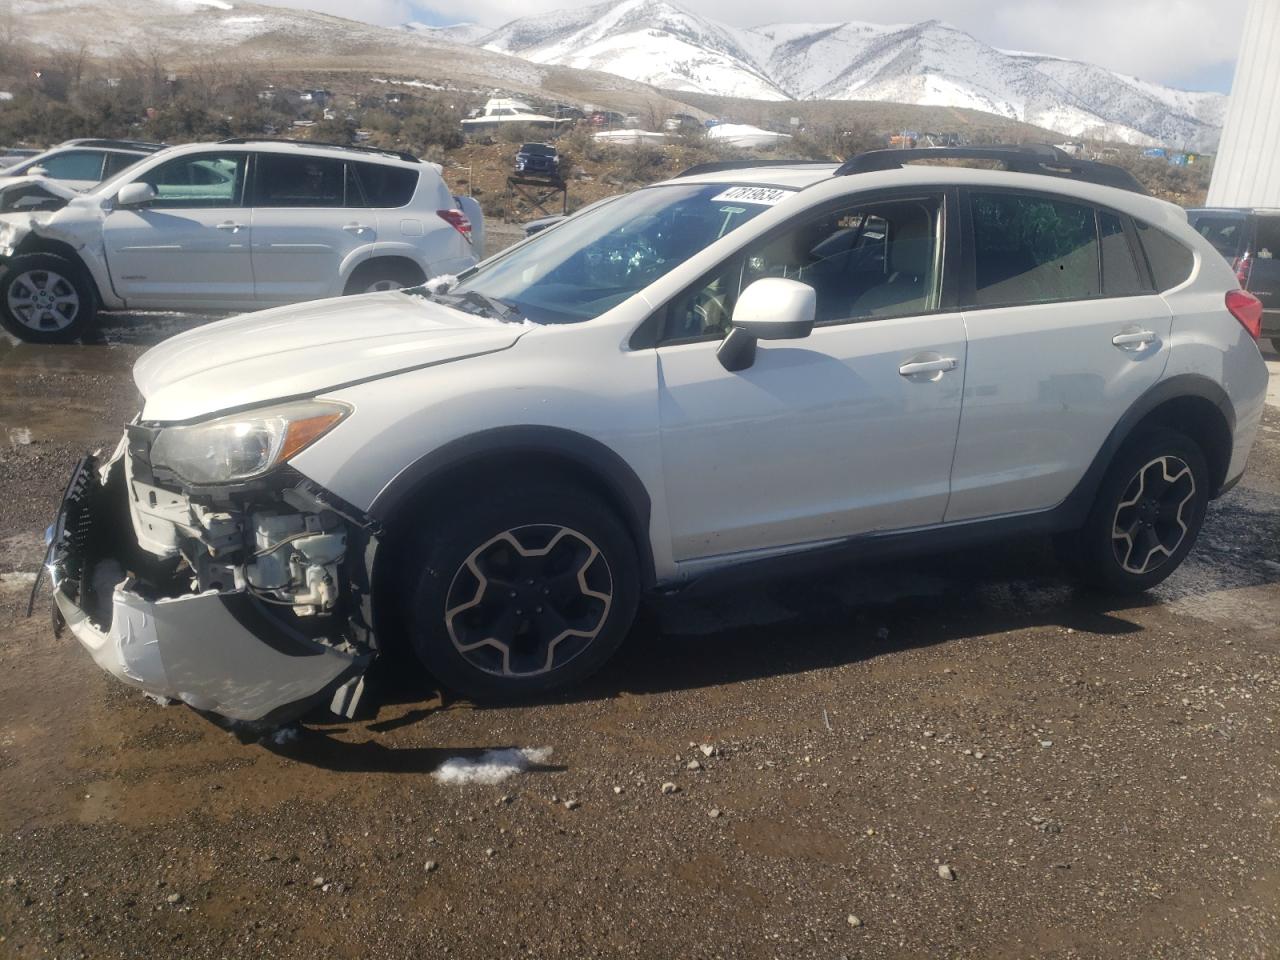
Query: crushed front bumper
[{"left": 46, "top": 453, "right": 370, "bottom": 725}]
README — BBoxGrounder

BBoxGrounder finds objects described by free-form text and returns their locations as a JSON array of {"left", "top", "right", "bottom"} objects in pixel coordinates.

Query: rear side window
[
  {"left": 347, "top": 161, "right": 419, "bottom": 208},
  {"left": 969, "top": 192, "right": 1099, "bottom": 306},
  {"left": 255, "top": 153, "right": 345, "bottom": 207},
  {"left": 103, "top": 152, "right": 143, "bottom": 178},
  {"left": 1135, "top": 221, "right": 1195, "bottom": 291},
  {"left": 1189, "top": 214, "right": 1248, "bottom": 259},
  {"left": 1098, "top": 211, "right": 1146, "bottom": 297}
]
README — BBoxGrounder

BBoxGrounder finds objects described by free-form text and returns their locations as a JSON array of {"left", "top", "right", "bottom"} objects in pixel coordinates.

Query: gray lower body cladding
[{"left": 46, "top": 452, "right": 374, "bottom": 724}]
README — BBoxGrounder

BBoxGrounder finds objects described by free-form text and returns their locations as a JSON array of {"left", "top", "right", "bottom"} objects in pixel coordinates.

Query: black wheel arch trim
[{"left": 368, "top": 425, "right": 656, "bottom": 588}]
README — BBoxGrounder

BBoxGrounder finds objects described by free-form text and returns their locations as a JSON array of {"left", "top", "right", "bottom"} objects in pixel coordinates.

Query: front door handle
[
  {"left": 899, "top": 357, "right": 958, "bottom": 377},
  {"left": 215, "top": 221, "right": 246, "bottom": 232},
  {"left": 1112, "top": 330, "right": 1157, "bottom": 349}
]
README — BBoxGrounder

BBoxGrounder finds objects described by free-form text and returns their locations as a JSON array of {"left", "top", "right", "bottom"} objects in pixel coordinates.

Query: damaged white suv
[
  {"left": 0, "top": 139, "right": 483, "bottom": 343},
  {"left": 42, "top": 147, "right": 1269, "bottom": 725}
]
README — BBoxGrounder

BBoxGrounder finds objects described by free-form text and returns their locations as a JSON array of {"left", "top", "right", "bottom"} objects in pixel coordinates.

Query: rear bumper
[{"left": 47, "top": 453, "right": 369, "bottom": 725}]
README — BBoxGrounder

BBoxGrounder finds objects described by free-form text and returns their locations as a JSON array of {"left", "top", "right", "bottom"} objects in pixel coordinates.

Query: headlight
[{"left": 150, "top": 400, "right": 350, "bottom": 485}]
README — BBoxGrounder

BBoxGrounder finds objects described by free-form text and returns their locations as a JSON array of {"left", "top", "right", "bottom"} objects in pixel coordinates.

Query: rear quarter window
[
  {"left": 1135, "top": 220, "right": 1195, "bottom": 291},
  {"left": 348, "top": 161, "right": 419, "bottom": 208}
]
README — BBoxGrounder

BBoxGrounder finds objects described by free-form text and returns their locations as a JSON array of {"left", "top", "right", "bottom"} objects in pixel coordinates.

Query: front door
[
  {"left": 656, "top": 191, "right": 967, "bottom": 564},
  {"left": 102, "top": 151, "right": 253, "bottom": 307}
]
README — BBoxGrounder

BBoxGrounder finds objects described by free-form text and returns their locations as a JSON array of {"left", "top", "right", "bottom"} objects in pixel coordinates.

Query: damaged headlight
[{"left": 150, "top": 400, "right": 350, "bottom": 485}]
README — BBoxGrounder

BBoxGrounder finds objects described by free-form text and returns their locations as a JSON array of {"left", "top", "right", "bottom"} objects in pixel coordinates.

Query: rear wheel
[
  {"left": 406, "top": 479, "right": 640, "bottom": 700},
  {"left": 343, "top": 259, "right": 426, "bottom": 295},
  {"left": 1069, "top": 429, "right": 1209, "bottom": 593},
  {"left": 0, "top": 253, "right": 97, "bottom": 343}
]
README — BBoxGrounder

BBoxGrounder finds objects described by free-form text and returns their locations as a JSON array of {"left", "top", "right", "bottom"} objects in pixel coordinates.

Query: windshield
[{"left": 446, "top": 182, "right": 793, "bottom": 324}]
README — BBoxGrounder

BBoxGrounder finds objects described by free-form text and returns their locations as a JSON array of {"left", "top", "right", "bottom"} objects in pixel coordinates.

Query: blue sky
[{"left": 255, "top": 0, "right": 1245, "bottom": 93}]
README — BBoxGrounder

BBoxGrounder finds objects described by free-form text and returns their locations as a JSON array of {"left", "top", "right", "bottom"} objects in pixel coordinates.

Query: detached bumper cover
[{"left": 48, "top": 455, "right": 369, "bottom": 724}]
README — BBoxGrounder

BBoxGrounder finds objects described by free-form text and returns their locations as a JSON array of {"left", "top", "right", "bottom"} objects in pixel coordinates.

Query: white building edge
[{"left": 1206, "top": 0, "right": 1280, "bottom": 208}]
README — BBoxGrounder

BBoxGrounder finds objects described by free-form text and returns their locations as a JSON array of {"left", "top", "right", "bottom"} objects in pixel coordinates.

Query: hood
[{"left": 134, "top": 291, "right": 528, "bottom": 422}]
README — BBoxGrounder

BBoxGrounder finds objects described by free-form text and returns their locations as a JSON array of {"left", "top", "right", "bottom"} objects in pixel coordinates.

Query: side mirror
[
  {"left": 717, "top": 277, "right": 816, "bottom": 372},
  {"left": 116, "top": 182, "right": 157, "bottom": 208},
  {"left": 27, "top": 165, "right": 48, "bottom": 177}
]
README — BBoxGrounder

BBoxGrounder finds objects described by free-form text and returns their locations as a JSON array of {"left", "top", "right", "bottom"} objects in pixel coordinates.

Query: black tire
[
  {"left": 343, "top": 259, "right": 426, "bottom": 296},
  {"left": 1067, "top": 428, "right": 1210, "bottom": 593},
  {"left": 0, "top": 252, "right": 97, "bottom": 343},
  {"left": 407, "top": 478, "right": 640, "bottom": 700}
]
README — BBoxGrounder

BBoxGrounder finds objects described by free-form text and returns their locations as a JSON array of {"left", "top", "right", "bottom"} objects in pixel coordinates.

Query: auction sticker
[{"left": 711, "top": 186, "right": 792, "bottom": 205}]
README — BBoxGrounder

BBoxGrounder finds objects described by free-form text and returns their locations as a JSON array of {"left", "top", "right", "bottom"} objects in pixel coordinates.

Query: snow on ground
[{"left": 433, "top": 747, "right": 554, "bottom": 785}]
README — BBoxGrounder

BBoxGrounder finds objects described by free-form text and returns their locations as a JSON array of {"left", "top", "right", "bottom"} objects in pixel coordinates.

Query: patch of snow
[{"left": 432, "top": 747, "right": 553, "bottom": 785}]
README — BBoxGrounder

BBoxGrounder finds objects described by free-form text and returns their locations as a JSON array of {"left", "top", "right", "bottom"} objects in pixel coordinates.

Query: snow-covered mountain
[{"left": 477, "top": 0, "right": 1226, "bottom": 149}]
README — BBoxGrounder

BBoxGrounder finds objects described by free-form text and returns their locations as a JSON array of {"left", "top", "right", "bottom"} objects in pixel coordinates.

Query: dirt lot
[{"left": 0, "top": 294, "right": 1277, "bottom": 958}]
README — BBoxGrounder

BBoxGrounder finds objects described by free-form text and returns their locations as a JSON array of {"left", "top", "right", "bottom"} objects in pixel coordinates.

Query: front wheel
[
  {"left": 407, "top": 479, "right": 640, "bottom": 700},
  {"left": 0, "top": 253, "right": 98, "bottom": 343},
  {"left": 1069, "top": 429, "right": 1210, "bottom": 593}
]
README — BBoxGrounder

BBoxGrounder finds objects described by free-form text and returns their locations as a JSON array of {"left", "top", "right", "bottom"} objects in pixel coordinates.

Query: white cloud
[{"left": 252, "top": 0, "right": 1246, "bottom": 89}]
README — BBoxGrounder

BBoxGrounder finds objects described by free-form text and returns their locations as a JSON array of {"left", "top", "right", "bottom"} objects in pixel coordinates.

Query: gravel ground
[{"left": 0, "top": 305, "right": 1277, "bottom": 958}]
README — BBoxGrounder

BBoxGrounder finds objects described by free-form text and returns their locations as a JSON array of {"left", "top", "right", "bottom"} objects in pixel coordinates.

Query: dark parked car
[
  {"left": 514, "top": 142, "right": 561, "bottom": 178},
  {"left": 1188, "top": 207, "right": 1280, "bottom": 349}
]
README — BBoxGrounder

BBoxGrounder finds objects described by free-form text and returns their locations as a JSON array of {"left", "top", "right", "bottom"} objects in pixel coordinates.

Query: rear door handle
[
  {"left": 1112, "top": 330, "right": 1157, "bottom": 348},
  {"left": 215, "top": 221, "right": 246, "bottom": 232},
  {"left": 899, "top": 357, "right": 957, "bottom": 377},
  {"left": 343, "top": 222, "right": 372, "bottom": 234}
]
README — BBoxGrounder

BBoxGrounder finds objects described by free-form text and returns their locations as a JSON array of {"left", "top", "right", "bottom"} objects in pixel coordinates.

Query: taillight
[
  {"left": 1225, "top": 289, "right": 1263, "bottom": 340},
  {"left": 437, "top": 209, "right": 472, "bottom": 243},
  {"left": 1231, "top": 254, "right": 1253, "bottom": 287}
]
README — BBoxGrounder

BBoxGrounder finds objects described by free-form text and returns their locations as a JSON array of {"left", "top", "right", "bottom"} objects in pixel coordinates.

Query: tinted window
[
  {"left": 1135, "top": 220, "right": 1195, "bottom": 291},
  {"left": 1098, "top": 211, "right": 1146, "bottom": 296},
  {"left": 34, "top": 150, "right": 106, "bottom": 181},
  {"left": 1254, "top": 215, "right": 1280, "bottom": 259},
  {"left": 103, "top": 151, "right": 143, "bottom": 178},
  {"left": 348, "top": 162, "right": 418, "bottom": 207},
  {"left": 140, "top": 153, "right": 246, "bottom": 208},
  {"left": 665, "top": 195, "right": 941, "bottom": 341},
  {"left": 970, "top": 192, "right": 1099, "bottom": 306},
  {"left": 255, "top": 154, "right": 344, "bottom": 207},
  {"left": 1189, "top": 214, "right": 1248, "bottom": 259}
]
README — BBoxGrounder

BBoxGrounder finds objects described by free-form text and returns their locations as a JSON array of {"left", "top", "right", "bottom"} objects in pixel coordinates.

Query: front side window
[
  {"left": 138, "top": 153, "right": 246, "bottom": 208},
  {"left": 30, "top": 150, "right": 107, "bottom": 181},
  {"left": 254, "top": 153, "right": 345, "bottom": 207},
  {"left": 664, "top": 195, "right": 942, "bottom": 341},
  {"left": 446, "top": 182, "right": 793, "bottom": 324},
  {"left": 969, "top": 192, "right": 1099, "bottom": 306}
]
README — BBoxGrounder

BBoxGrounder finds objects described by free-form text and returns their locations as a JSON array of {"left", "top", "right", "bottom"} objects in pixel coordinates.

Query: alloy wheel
[
  {"left": 1111, "top": 455, "right": 1196, "bottom": 575},
  {"left": 6, "top": 269, "right": 80, "bottom": 333},
  {"left": 444, "top": 524, "right": 614, "bottom": 677}
]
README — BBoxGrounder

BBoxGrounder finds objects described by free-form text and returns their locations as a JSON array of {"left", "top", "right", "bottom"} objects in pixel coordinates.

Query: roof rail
[
  {"left": 216, "top": 138, "right": 421, "bottom": 164},
  {"left": 835, "top": 145, "right": 1147, "bottom": 194},
  {"left": 59, "top": 138, "right": 168, "bottom": 152},
  {"left": 674, "top": 159, "right": 840, "bottom": 178}
]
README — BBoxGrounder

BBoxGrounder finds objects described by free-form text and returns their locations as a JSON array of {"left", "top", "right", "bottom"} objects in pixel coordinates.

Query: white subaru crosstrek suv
[
  {"left": 0, "top": 139, "right": 483, "bottom": 342},
  {"left": 40, "top": 146, "right": 1269, "bottom": 725}
]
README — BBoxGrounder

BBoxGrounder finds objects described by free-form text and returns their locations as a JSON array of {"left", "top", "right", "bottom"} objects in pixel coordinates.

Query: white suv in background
[
  {"left": 0, "top": 138, "right": 166, "bottom": 193},
  {"left": 42, "top": 147, "right": 1269, "bottom": 725},
  {"left": 0, "top": 139, "right": 483, "bottom": 342}
]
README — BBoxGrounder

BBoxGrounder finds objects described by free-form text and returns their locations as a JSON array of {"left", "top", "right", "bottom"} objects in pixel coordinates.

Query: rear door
[
  {"left": 249, "top": 152, "right": 373, "bottom": 304},
  {"left": 946, "top": 189, "right": 1172, "bottom": 522},
  {"left": 102, "top": 151, "right": 254, "bottom": 307}
]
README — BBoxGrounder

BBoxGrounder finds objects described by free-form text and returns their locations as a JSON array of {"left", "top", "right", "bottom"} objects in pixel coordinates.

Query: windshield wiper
[{"left": 408, "top": 286, "right": 523, "bottom": 323}]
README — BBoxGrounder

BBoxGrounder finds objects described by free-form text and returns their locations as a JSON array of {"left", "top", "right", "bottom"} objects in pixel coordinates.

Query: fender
[
  {"left": 368, "top": 425, "right": 657, "bottom": 588},
  {"left": 1059, "top": 372, "right": 1235, "bottom": 523}
]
